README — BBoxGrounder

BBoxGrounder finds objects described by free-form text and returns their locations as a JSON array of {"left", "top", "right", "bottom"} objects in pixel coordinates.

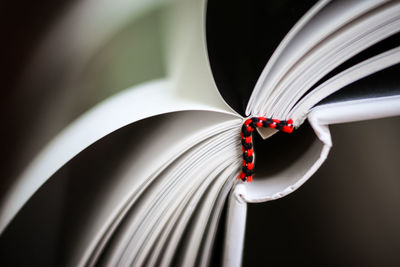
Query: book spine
[{"left": 239, "top": 117, "right": 294, "bottom": 182}]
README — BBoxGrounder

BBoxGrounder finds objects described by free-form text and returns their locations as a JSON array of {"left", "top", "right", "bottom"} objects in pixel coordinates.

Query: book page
[
  {"left": 0, "top": 0, "right": 243, "bottom": 237},
  {"left": 123, "top": 133, "right": 238, "bottom": 267},
  {"left": 62, "top": 111, "right": 241, "bottom": 267},
  {"left": 163, "top": 0, "right": 234, "bottom": 113},
  {"left": 10, "top": 0, "right": 171, "bottom": 188},
  {"left": 288, "top": 47, "right": 400, "bottom": 125},
  {"left": 0, "top": 80, "right": 240, "bottom": 234},
  {"left": 197, "top": 176, "right": 237, "bottom": 267},
  {"left": 98, "top": 128, "right": 240, "bottom": 266},
  {"left": 309, "top": 95, "right": 400, "bottom": 129},
  {"left": 160, "top": 163, "right": 237, "bottom": 267},
  {"left": 247, "top": 0, "right": 385, "bottom": 116},
  {"left": 267, "top": 2, "right": 400, "bottom": 117}
]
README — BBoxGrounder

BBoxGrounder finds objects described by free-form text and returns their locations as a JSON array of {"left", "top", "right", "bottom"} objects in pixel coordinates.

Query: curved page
[
  {"left": 164, "top": 0, "right": 233, "bottom": 112},
  {"left": 247, "top": 0, "right": 385, "bottom": 115},
  {"left": 267, "top": 2, "right": 400, "bottom": 117},
  {"left": 63, "top": 112, "right": 241, "bottom": 267},
  {"left": 13, "top": 0, "right": 171, "bottom": 179},
  {"left": 0, "top": 79, "right": 238, "bottom": 234},
  {"left": 288, "top": 46, "right": 400, "bottom": 125},
  {"left": 99, "top": 129, "right": 240, "bottom": 267},
  {"left": 9, "top": 0, "right": 231, "bottom": 207}
]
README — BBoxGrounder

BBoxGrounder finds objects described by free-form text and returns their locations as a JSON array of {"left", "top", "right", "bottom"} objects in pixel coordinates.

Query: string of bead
[{"left": 239, "top": 117, "right": 294, "bottom": 182}]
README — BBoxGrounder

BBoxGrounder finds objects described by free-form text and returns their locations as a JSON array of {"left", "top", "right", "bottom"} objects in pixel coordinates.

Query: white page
[
  {"left": 223, "top": 184, "right": 247, "bottom": 267},
  {"left": 12, "top": 0, "right": 231, "bottom": 178},
  {"left": 80, "top": 119, "right": 240, "bottom": 267},
  {"left": 99, "top": 129, "right": 240, "bottom": 267},
  {"left": 99, "top": 137, "right": 215, "bottom": 266},
  {"left": 197, "top": 177, "right": 237, "bottom": 267},
  {"left": 128, "top": 136, "right": 238, "bottom": 266},
  {"left": 129, "top": 135, "right": 239, "bottom": 267},
  {"left": 0, "top": 0, "right": 241, "bottom": 232},
  {"left": 146, "top": 161, "right": 237, "bottom": 267},
  {"left": 64, "top": 111, "right": 241, "bottom": 267},
  {"left": 163, "top": 0, "right": 233, "bottom": 112},
  {"left": 247, "top": 0, "right": 386, "bottom": 116},
  {"left": 309, "top": 95, "right": 400, "bottom": 130},
  {"left": 0, "top": 80, "right": 239, "bottom": 234},
  {"left": 268, "top": 2, "right": 400, "bottom": 117},
  {"left": 245, "top": 0, "right": 329, "bottom": 115},
  {"left": 177, "top": 163, "right": 238, "bottom": 267},
  {"left": 0, "top": 0, "right": 238, "bottom": 235},
  {"left": 287, "top": 46, "right": 400, "bottom": 125},
  {"left": 13, "top": 0, "right": 171, "bottom": 182}
]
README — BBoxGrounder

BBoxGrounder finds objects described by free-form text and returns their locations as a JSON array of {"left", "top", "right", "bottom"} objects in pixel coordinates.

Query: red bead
[
  {"left": 245, "top": 136, "right": 252, "bottom": 144},
  {"left": 244, "top": 119, "right": 252, "bottom": 125},
  {"left": 247, "top": 176, "right": 253, "bottom": 182},
  {"left": 246, "top": 126, "right": 254, "bottom": 132},
  {"left": 247, "top": 162, "right": 254, "bottom": 170},
  {"left": 256, "top": 121, "right": 263, "bottom": 127},
  {"left": 269, "top": 123, "right": 276, "bottom": 128},
  {"left": 247, "top": 148, "right": 253, "bottom": 157},
  {"left": 239, "top": 172, "right": 246, "bottom": 179},
  {"left": 282, "top": 125, "right": 293, "bottom": 133}
]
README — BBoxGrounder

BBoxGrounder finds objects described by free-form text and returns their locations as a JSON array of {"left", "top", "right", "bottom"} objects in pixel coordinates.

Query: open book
[{"left": 1, "top": 0, "right": 400, "bottom": 266}]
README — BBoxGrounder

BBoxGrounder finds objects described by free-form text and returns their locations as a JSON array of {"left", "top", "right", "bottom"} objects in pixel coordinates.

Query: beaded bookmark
[{"left": 239, "top": 117, "right": 294, "bottom": 182}]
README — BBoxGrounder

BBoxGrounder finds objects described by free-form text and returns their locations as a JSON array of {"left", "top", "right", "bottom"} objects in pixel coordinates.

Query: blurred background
[
  {"left": 0, "top": 0, "right": 399, "bottom": 266},
  {"left": 244, "top": 117, "right": 400, "bottom": 266}
]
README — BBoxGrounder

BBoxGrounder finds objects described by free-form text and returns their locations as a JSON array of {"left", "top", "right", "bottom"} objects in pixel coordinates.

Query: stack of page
[{"left": 0, "top": 0, "right": 399, "bottom": 266}]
